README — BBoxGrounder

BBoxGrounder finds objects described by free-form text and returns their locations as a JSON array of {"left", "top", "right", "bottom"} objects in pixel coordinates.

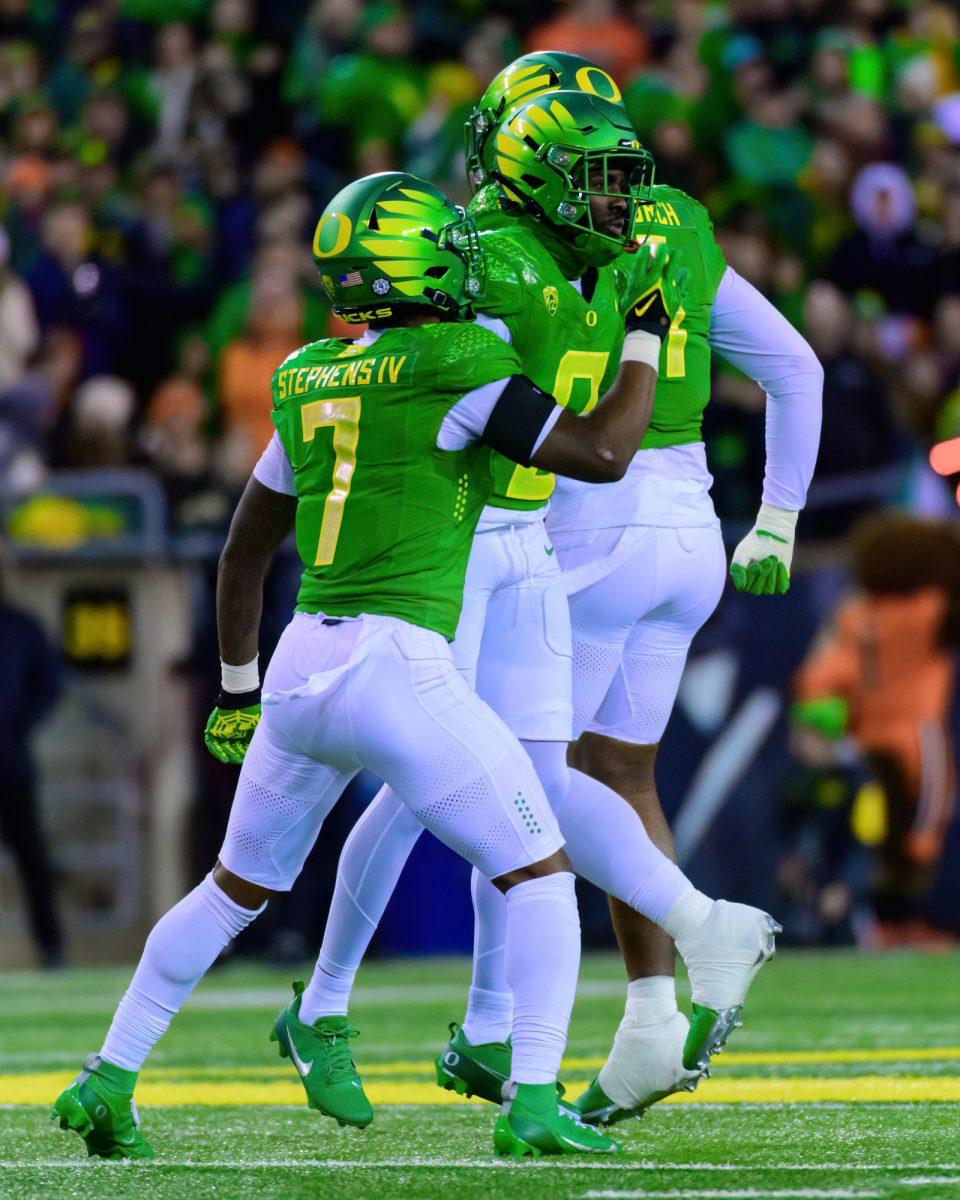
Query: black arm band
[
  {"left": 480, "top": 375, "right": 558, "bottom": 467},
  {"left": 215, "top": 686, "right": 261, "bottom": 710}
]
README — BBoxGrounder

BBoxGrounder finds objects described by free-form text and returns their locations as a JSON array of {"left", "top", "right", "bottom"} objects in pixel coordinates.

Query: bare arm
[
  {"left": 530, "top": 358, "right": 657, "bottom": 482},
  {"left": 217, "top": 476, "right": 297, "bottom": 668}
]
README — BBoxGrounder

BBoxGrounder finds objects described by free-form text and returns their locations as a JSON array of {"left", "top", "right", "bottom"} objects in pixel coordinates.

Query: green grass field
[{"left": 2, "top": 950, "right": 959, "bottom": 1200}]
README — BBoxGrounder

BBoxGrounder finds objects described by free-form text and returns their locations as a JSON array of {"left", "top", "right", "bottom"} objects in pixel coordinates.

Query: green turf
[{"left": 2, "top": 950, "right": 958, "bottom": 1199}]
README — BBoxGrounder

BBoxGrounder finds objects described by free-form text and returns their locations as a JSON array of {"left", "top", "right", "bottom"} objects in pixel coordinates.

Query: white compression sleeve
[
  {"left": 299, "top": 786, "right": 424, "bottom": 1023},
  {"left": 709, "top": 266, "right": 823, "bottom": 511},
  {"left": 100, "top": 874, "right": 263, "bottom": 1071},
  {"left": 463, "top": 868, "right": 513, "bottom": 1044},
  {"left": 556, "top": 769, "right": 695, "bottom": 924}
]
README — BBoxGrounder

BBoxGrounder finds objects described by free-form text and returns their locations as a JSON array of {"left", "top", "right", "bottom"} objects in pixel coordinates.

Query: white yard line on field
[
  {"left": 3, "top": 1161, "right": 960, "bottom": 1174},
  {"left": 582, "top": 1191, "right": 882, "bottom": 1199}
]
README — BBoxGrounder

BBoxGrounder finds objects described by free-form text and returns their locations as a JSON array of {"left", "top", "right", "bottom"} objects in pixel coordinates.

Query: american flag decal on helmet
[{"left": 339, "top": 270, "right": 363, "bottom": 288}]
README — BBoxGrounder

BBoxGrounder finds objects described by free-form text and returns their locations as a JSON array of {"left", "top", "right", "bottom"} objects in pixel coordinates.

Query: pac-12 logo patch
[{"left": 543, "top": 286, "right": 558, "bottom": 316}]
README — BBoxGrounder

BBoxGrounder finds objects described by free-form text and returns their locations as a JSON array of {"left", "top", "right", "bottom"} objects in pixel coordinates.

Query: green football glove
[
  {"left": 730, "top": 504, "right": 798, "bottom": 596},
  {"left": 621, "top": 239, "right": 688, "bottom": 336},
  {"left": 204, "top": 688, "right": 261, "bottom": 764}
]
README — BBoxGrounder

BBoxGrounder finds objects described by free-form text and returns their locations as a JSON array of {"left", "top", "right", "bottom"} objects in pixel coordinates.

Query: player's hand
[
  {"left": 730, "top": 504, "right": 797, "bottom": 595},
  {"left": 204, "top": 688, "right": 261, "bottom": 764},
  {"left": 621, "top": 240, "right": 687, "bottom": 338}
]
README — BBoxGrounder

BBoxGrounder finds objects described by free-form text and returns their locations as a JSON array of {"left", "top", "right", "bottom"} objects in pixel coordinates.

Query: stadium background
[{"left": 2, "top": 0, "right": 960, "bottom": 970}]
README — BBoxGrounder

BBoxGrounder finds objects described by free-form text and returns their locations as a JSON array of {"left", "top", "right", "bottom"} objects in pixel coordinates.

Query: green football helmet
[
  {"left": 490, "top": 90, "right": 653, "bottom": 267},
  {"left": 312, "top": 172, "right": 484, "bottom": 323},
  {"left": 465, "top": 50, "right": 623, "bottom": 192}
]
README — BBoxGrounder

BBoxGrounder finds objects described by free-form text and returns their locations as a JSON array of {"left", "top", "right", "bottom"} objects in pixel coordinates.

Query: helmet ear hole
[
  {"left": 367, "top": 208, "right": 380, "bottom": 231},
  {"left": 424, "top": 265, "right": 448, "bottom": 279}
]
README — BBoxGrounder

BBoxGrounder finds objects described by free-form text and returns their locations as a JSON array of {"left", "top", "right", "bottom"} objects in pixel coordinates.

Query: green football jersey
[
  {"left": 270, "top": 323, "right": 520, "bottom": 640},
  {"left": 469, "top": 192, "right": 625, "bottom": 511},
  {"left": 617, "top": 184, "right": 726, "bottom": 449}
]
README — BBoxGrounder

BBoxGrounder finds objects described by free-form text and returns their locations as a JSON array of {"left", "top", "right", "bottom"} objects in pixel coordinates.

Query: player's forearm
[
  {"left": 216, "top": 546, "right": 267, "bottom": 669},
  {"left": 532, "top": 342, "right": 659, "bottom": 483},
  {"left": 760, "top": 358, "right": 823, "bottom": 510},
  {"left": 574, "top": 358, "right": 658, "bottom": 477},
  {"left": 709, "top": 267, "right": 823, "bottom": 511},
  {"left": 216, "top": 476, "right": 297, "bottom": 671}
]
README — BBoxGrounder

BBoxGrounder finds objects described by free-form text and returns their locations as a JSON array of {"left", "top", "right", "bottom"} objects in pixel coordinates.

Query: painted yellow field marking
[
  {"left": 178, "top": 1046, "right": 960, "bottom": 1079},
  {"left": 8, "top": 1073, "right": 960, "bottom": 1107}
]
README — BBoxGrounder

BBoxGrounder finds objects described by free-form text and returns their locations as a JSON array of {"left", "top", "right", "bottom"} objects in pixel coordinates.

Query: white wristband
[
  {"left": 620, "top": 329, "right": 662, "bottom": 371},
  {"left": 221, "top": 655, "right": 259, "bottom": 693},
  {"left": 755, "top": 503, "right": 798, "bottom": 537}
]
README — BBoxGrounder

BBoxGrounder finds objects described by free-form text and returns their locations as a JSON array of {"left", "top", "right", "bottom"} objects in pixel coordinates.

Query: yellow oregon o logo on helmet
[
  {"left": 575, "top": 66, "right": 621, "bottom": 104},
  {"left": 313, "top": 212, "right": 353, "bottom": 258}
]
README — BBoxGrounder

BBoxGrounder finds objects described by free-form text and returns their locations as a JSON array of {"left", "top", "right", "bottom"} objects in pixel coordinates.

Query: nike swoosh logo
[
  {"left": 544, "top": 546, "right": 554, "bottom": 556},
  {"left": 287, "top": 1040, "right": 313, "bottom": 1077},
  {"left": 632, "top": 293, "right": 658, "bottom": 318}
]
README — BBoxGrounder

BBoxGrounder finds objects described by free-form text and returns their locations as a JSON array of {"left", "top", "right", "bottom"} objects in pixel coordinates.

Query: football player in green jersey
[
  {"left": 466, "top": 51, "right": 822, "bottom": 1125},
  {"left": 301, "top": 85, "right": 780, "bottom": 1124},
  {"left": 52, "top": 171, "right": 703, "bottom": 1161}
]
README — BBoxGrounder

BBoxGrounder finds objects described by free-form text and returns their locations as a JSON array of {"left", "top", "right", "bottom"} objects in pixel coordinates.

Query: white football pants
[
  {"left": 555, "top": 524, "right": 727, "bottom": 745},
  {"left": 219, "top": 610, "right": 563, "bottom": 889}
]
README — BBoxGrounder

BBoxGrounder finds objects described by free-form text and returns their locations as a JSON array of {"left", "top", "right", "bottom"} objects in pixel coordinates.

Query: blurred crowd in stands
[{"left": 1, "top": 0, "right": 959, "bottom": 536}]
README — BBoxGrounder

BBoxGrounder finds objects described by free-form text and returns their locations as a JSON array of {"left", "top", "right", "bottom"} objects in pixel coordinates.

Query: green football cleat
[
  {"left": 270, "top": 981, "right": 373, "bottom": 1128},
  {"left": 51, "top": 1054, "right": 154, "bottom": 1160},
  {"left": 435, "top": 1022, "right": 510, "bottom": 1104},
  {"left": 435, "top": 1022, "right": 578, "bottom": 1113},
  {"left": 494, "top": 1081, "right": 621, "bottom": 1158}
]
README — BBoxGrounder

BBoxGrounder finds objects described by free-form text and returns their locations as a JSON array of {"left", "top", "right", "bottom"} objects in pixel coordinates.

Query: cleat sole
[
  {"left": 51, "top": 1093, "right": 94, "bottom": 1138},
  {"left": 434, "top": 1061, "right": 475, "bottom": 1099}
]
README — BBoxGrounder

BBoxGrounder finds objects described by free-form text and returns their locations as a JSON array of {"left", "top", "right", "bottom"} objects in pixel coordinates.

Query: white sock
[
  {"left": 624, "top": 975, "right": 678, "bottom": 1025},
  {"left": 300, "top": 786, "right": 423, "bottom": 1024},
  {"left": 556, "top": 768, "right": 694, "bottom": 924},
  {"left": 505, "top": 872, "right": 580, "bottom": 1086},
  {"left": 462, "top": 868, "right": 512, "bottom": 1043},
  {"left": 100, "top": 873, "right": 262, "bottom": 1072},
  {"left": 462, "top": 742, "right": 570, "bottom": 1046}
]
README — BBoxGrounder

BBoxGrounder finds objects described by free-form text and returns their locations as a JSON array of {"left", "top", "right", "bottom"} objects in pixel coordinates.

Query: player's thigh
[
  {"left": 475, "top": 528, "right": 573, "bottom": 742},
  {"left": 219, "top": 715, "right": 357, "bottom": 891},
  {"left": 351, "top": 623, "right": 564, "bottom": 879},
  {"left": 561, "top": 527, "right": 659, "bottom": 738},
  {"left": 591, "top": 526, "right": 726, "bottom": 745},
  {"left": 450, "top": 531, "right": 501, "bottom": 688}
]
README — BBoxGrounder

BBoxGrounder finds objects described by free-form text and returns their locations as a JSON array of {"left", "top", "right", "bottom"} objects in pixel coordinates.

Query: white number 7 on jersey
[{"left": 301, "top": 395, "right": 362, "bottom": 566}]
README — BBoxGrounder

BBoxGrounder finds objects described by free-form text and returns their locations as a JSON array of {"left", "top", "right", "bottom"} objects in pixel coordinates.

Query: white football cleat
[
  {"left": 574, "top": 1010, "right": 702, "bottom": 1126},
  {"left": 674, "top": 899, "right": 781, "bottom": 1074}
]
